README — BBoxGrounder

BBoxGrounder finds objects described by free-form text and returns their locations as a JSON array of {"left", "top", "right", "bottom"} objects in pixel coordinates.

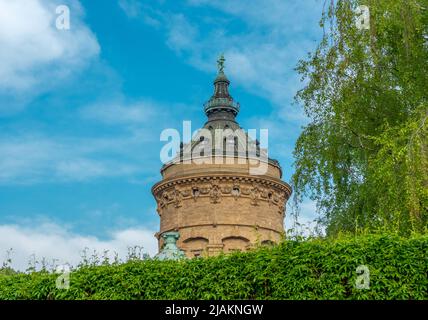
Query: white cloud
[
  {"left": 0, "top": 0, "right": 99, "bottom": 94},
  {"left": 116, "top": 0, "right": 322, "bottom": 126},
  {"left": 0, "top": 134, "right": 146, "bottom": 184},
  {"left": 116, "top": 0, "right": 323, "bottom": 142},
  {"left": 151, "top": 0, "right": 322, "bottom": 196},
  {"left": 160, "top": 0, "right": 322, "bottom": 112},
  {"left": 0, "top": 96, "right": 197, "bottom": 185},
  {"left": 118, "top": 0, "right": 142, "bottom": 18},
  {"left": 118, "top": 0, "right": 162, "bottom": 27},
  {"left": 81, "top": 99, "right": 164, "bottom": 125},
  {"left": 188, "top": 0, "right": 320, "bottom": 33},
  {"left": 166, "top": 14, "right": 199, "bottom": 54},
  {"left": 0, "top": 222, "right": 158, "bottom": 271},
  {"left": 55, "top": 158, "right": 138, "bottom": 182}
]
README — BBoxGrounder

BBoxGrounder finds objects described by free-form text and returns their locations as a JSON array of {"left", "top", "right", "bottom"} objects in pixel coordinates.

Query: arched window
[
  {"left": 261, "top": 240, "right": 275, "bottom": 247},
  {"left": 222, "top": 236, "right": 250, "bottom": 252},
  {"left": 183, "top": 237, "right": 209, "bottom": 258}
]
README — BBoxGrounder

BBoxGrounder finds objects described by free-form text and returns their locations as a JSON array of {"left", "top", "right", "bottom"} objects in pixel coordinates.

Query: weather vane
[{"left": 217, "top": 53, "right": 225, "bottom": 73}]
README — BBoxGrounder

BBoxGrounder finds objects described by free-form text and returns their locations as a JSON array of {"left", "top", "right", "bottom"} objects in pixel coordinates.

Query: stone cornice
[{"left": 152, "top": 173, "right": 292, "bottom": 198}]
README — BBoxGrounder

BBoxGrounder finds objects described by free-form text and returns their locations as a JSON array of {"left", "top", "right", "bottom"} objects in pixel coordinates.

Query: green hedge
[{"left": 0, "top": 234, "right": 427, "bottom": 300}]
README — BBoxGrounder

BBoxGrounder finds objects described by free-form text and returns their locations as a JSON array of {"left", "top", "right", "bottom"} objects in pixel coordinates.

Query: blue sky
[{"left": 0, "top": 0, "right": 324, "bottom": 269}]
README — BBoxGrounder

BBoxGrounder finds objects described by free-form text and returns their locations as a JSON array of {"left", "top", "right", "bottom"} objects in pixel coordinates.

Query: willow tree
[{"left": 293, "top": 0, "right": 428, "bottom": 235}]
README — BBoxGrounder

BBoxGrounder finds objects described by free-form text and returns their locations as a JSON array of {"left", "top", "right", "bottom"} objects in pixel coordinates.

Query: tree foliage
[{"left": 293, "top": 0, "right": 428, "bottom": 235}]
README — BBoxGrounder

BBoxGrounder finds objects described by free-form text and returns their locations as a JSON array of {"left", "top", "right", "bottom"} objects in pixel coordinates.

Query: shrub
[{"left": 0, "top": 234, "right": 426, "bottom": 300}]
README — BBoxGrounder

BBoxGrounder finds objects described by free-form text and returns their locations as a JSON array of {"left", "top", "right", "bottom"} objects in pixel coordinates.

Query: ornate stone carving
[
  {"left": 260, "top": 188, "right": 268, "bottom": 199},
  {"left": 250, "top": 184, "right": 260, "bottom": 206},
  {"left": 241, "top": 187, "right": 251, "bottom": 196},
  {"left": 210, "top": 184, "right": 221, "bottom": 204},
  {"left": 200, "top": 186, "right": 210, "bottom": 195},
  {"left": 222, "top": 186, "right": 232, "bottom": 194},
  {"left": 162, "top": 192, "right": 168, "bottom": 201},
  {"left": 273, "top": 194, "right": 279, "bottom": 204},
  {"left": 152, "top": 174, "right": 292, "bottom": 198},
  {"left": 181, "top": 189, "right": 190, "bottom": 197},
  {"left": 173, "top": 188, "right": 182, "bottom": 208}
]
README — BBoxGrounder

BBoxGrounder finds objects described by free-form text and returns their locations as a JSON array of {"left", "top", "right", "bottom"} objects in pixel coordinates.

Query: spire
[
  {"left": 204, "top": 54, "right": 240, "bottom": 120},
  {"left": 217, "top": 54, "right": 225, "bottom": 73}
]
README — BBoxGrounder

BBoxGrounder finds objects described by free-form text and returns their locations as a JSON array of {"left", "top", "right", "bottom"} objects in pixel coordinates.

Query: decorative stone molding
[
  {"left": 241, "top": 187, "right": 250, "bottom": 196},
  {"left": 210, "top": 183, "right": 221, "bottom": 204},
  {"left": 250, "top": 184, "right": 260, "bottom": 206},
  {"left": 173, "top": 187, "right": 182, "bottom": 208},
  {"left": 200, "top": 186, "right": 210, "bottom": 195},
  {"left": 152, "top": 174, "right": 292, "bottom": 196},
  {"left": 221, "top": 185, "right": 232, "bottom": 194},
  {"left": 153, "top": 174, "right": 291, "bottom": 216}
]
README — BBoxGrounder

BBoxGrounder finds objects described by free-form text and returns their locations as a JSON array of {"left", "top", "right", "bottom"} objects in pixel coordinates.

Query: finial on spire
[{"left": 217, "top": 53, "right": 225, "bottom": 73}]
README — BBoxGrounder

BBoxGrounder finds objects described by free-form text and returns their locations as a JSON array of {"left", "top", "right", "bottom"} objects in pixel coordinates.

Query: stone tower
[{"left": 152, "top": 56, "right": 292, "bottom": 258}]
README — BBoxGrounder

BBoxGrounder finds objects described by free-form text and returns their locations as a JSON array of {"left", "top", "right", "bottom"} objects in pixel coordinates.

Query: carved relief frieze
[
  {"left": 250, "top": 184, "right": 260, "bottom": 206},
  {"left": 241, "top": 187, "right": 251, "bottom": 196},
  {"left": 181, "top": 189, "right": 190, "bottom": 197},
  {"left": 153, "top": 175, "right": 291, "bottom": 211},
  {"left": 200, "top": 185, "right": 210, "bottom": 195},
  {"left": 222, "top": 186, "right": 232, "bottom": 194},
  {"left": 210, "top": 183, "right": 221, "bottom": 204},
  {"left": 173, "top": 188, "right": 182, "bottom": 208}
]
